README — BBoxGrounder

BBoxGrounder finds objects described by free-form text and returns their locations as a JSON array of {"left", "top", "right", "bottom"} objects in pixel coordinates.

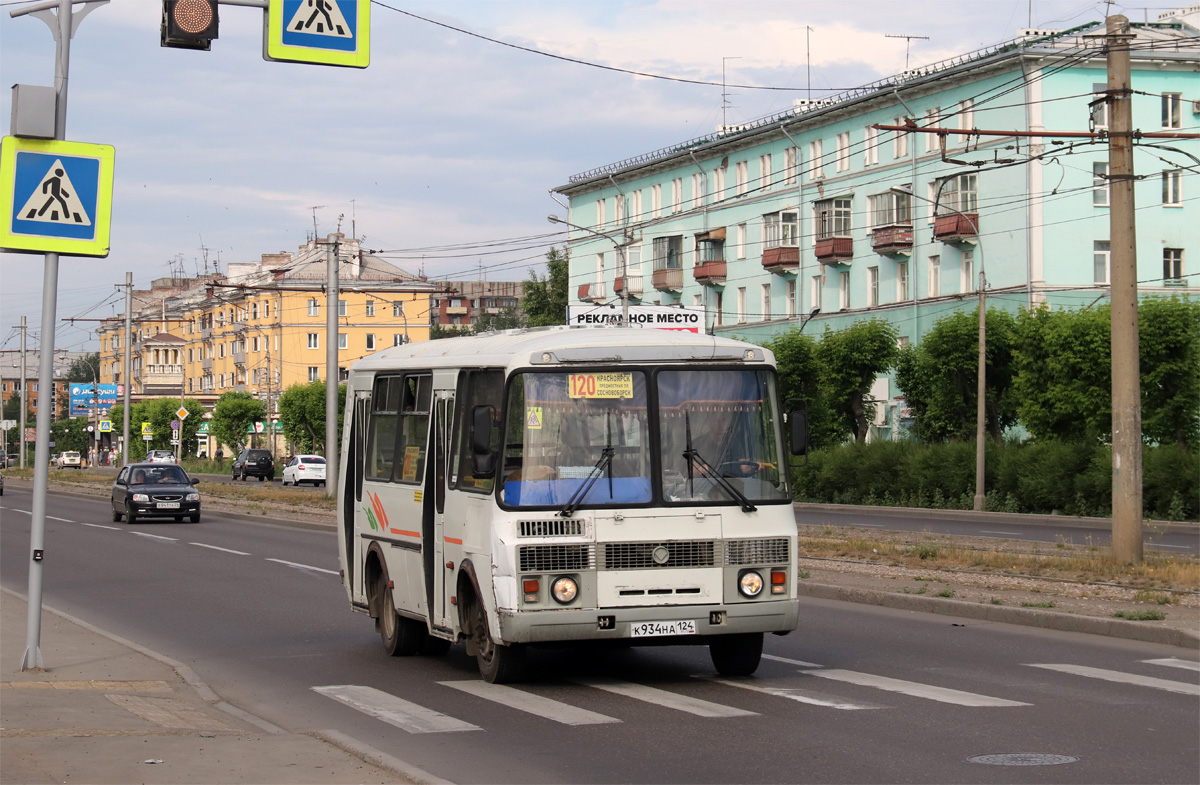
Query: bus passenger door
[{"left": 432, "top": 390, "right": 454, "bottom": 631}]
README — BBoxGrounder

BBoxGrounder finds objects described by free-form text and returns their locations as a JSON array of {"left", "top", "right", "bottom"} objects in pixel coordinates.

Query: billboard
[
  {"left": 69, "top": 383, "right": 122, "bottom": 418},
  {"left": 567, "top": 304, "right": 704, "bottom": 332}
]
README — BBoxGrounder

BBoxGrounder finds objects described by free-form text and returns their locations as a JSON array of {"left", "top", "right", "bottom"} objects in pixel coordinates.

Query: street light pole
[{"left": 548, "top": 214, "right": 629, "bottom": 327}]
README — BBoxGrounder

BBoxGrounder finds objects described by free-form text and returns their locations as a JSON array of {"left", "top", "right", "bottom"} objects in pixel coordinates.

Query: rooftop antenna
[
  {"left": 337, "top": 213, "right": 345, "bottom": 234},
  {"left": 199, "top": 239, "right": 210, "bottom": 276},
  {"left": 309, "top": 205, "right": 325, "bottom": 240},
  {"left": 885, "top": 33, "right": 929, "bottom": 71},
  {"left": 350, "top": 199, "right": 357, "bottom": 240},
  {"left": 721, "top": 56, "right": 741, "bottom": 129},
  {"left": 806, "top": 26, "right": 813, "bottom": 101}
]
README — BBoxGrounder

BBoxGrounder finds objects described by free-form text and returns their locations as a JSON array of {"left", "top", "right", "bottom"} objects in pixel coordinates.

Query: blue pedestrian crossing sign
[
  {"left": 264, "top": 0, "right": 370, "bottom": 69},
  {"left": 0, "top": 136, "right": 115, "bottom": 257}
]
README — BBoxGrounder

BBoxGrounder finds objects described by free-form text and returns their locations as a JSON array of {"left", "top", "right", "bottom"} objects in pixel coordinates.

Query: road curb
[
  {"left": 796, "top": 580, "right": 1200, "bottom": 649},
  {"left": 795, "top": 502, "right": 1199, "bottom": 533}
]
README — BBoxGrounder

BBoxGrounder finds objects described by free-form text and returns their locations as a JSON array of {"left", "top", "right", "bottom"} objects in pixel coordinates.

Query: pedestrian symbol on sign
[
  {"left": 287, "top": 0, "right": 351, "bottom": 37},
  {"left": 18, "top": 160, "right": 91, "bottom": 225}
]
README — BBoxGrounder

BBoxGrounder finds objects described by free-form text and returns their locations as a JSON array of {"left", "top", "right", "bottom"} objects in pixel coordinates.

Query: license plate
[
  {"left": 156, "top": 502, "right": 180, "bottom": 509},
  {"left": 629, "top": 619, "right": 696, "bottom": 638}
]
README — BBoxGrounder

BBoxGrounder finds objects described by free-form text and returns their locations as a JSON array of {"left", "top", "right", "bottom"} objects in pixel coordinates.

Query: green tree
[
  {"left": 49, "top": 416, "right": 89, "bottom": 454},
  {"left": 277, "top": 381, "right": 346, "bottom": 455},
  {"left": 894, "top": 307, "right": 1018, "bottom": 442},
  {"left": 1138, "top": 296, "right": 1200, "bottom": 447},
  {"left": 522, "top": 247, "right": 569, "bottom": 327},
  {"left": 64, "top": 353, "right": 100, "bottom": 383},
  {"left": 815, "top": 318, "right": 899, "bottom": 443},
  {"left": 2, "top": 392, "right": 33, "bottom": 422},
  {"left": 472, "top": 306, "right": 525, "bottom": 333},
  {"left": 762, "top": 327, "right": 837, "bottom": 450},
  {"left": 209, "top": 391, "right": 265, "bottom": 456}
]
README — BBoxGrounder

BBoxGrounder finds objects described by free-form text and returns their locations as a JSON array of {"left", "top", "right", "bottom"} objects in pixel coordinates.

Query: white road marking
[
  {"left": 1149, "top": 544, "right": 1194, "bottom": 551},
  {"left": 190, "top": 542, "right": 251, "bottom": 556},
  {"left": 440, "top": 680, "right": 621, "bottom": 725},
  {"left": 10, "top": 508, "right": 31, "bottom": 514},
  {"left": 804, "top": 669, "right": 1030, "bottom": 707},
  {"left": 313, "top": 685, "right": 479, "bottom": 734},
  {"left": 1029, "top": 664, "right": 1200, "bottom": 695},
  {"left": 706, "top": 676, "right": 879, "bottom": 710},
  {"left": 1142, "top": 658, "right": 1200, "bottom": 672},
  {"left": 570, "top": 676, "right": 757, "bottom": 717},
  {"left": 82, "top": 523, "right": 121, "bottom": 530},
  {"left": 266, "top": 558, "right": 338, "bottom": 575},
  {"left": 763, "top": 654, "right": 823, "bottom": 668},
  {"left": 46, "top": 515, "right": 73, "bottom": 522},
  {"left": 132, "top": 532, "right": 178, "bottom": 542}
]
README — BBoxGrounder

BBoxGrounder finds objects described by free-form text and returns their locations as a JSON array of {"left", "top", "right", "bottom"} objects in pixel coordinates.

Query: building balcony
[
  {"left": 814, "top": 236, "right": 853, "bottom": 265},
  {"left": 652, "top": 268, "right": 683, "bottom": 292},
  {"left": 761, "top": 245, "right": 800, "bottom": 274},
  {"left": 613, "top": 272, "right": 643, "bottom": 298},
  {"left": 444, "top": 306, "right": 468, "bottom": 315},
  {"left": 231, "top": 350, "right": 246, "bottom": 367},
  {"left": 200, "top": 328, "right": 211, "bottom": 340},
  {"left": 201, "top": 358, "right": 213, "bottom": 372},
  {"left": 870, "top": 224, "right": 914, "bottom": 255},
  {"left": 692, "top": 259, "right": 726, "bottom": 286},
  {"left": 577, "top": 283, "right": 605, "bottom": 303},
  {"left": 933, "top": 213, "right": 978, "bottom": 244}
]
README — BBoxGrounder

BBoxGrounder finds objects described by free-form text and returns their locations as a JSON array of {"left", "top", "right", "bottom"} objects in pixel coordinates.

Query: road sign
[
  {"left": 99, "top": 419, "right": 112, "bottom": 433},
  {"left": 176, "top": 406, "right": 189, "bottom": 420},
  {"left": 170, "top": 419, "right": 180, "bottom": 430},
  {"left": 264, "top": 0, "right": 370, "bottom": 68},
  {"left": 143, "top": 434, "right": 152, "bottom": 442},
  {"left": 0, "top": 136, "right": 115, "bottom": 257},
  {"left": 141, "top": 421, "right": 153, "bottom": 437}
]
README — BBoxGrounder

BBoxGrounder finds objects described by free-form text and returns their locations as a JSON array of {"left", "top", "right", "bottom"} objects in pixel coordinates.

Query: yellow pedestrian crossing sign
[
  {"left": 0, "top": 136, "right": 115, "bottom": 257},
  {"left": 264, "top": 0, "right": 370, "bottom": 68},
  {"left": 525, "top": 407, "right": 543, "bottom": 429},
  {"left": 141, "top": 421, "right": 153, "bottom": 437}
]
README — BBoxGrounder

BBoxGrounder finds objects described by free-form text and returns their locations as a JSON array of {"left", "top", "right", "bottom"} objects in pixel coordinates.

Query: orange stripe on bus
[
  {"left": 390, "top": 529, "right": 421, "bottom": 538},
  {"left": 444, "top": 537, "right": 463, "bottom": 545}
]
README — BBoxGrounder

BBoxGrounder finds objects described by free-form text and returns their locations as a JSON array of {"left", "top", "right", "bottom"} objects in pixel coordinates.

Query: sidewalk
[{"left": 0, "top": 589, "right": 423, "bottom": 785}]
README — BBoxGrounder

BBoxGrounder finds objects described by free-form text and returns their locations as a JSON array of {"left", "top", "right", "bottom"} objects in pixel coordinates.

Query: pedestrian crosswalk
[{"left": 313, "top": 655, "right": 1199, "bottom": 734}]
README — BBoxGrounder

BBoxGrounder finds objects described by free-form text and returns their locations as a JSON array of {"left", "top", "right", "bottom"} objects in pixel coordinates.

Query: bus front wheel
[
  {"left": 378, "top": 578, "right": 424, "bottom": 657},
  {"left": 709, "top": 632, "right": 763, "bottom": 676},
  {"left": 470, "top": 597, "right": 525, "bottom": 683}
]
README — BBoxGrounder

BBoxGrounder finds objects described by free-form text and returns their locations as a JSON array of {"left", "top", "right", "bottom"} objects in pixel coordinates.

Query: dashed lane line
[
  {"left": 266, "top": 558, "right": 338, "bottom": 576},
  {"left": 189, "top": 542, "right": 251, "bottom": 556},
  {"left": 1142, "top": 658, "right": 1200, "bottom": 672},
  {"left": 131, "top": 532, "right": 178, "bottom": 542},
  {"left": 82, "top": 523, "right": 120, "bottom": 530}
]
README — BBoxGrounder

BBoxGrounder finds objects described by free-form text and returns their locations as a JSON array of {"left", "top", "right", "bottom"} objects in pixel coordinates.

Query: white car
[
  {"left": 59, "top": 451, "right": 82, "bottom": 469},
  {"left": 282, "top": 454, "right": 326, "bottom": 487},
  {"left": 146, "top": 450, "right": 177, "bottom": 464}
]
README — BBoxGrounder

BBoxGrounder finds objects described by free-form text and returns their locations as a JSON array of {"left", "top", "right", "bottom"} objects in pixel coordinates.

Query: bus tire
[
  {"left": 709, "top": 632, "right": 763, "bottom": 676},
  {"left": 378, "top": 578, "right": 424, "bottom": 657},
  {"left": 470, "top": 596, "right": 525, "bottom": 683}
]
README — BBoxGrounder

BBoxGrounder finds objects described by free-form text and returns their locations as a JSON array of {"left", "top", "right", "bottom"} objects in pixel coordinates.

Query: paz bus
[{"left": 336, "top": 326, "right": 806, "bottom": 683}]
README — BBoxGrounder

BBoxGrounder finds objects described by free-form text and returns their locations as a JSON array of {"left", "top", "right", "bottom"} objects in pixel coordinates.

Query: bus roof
[{"left": 349, "top": 326, "right": 775, "bottom": 374}]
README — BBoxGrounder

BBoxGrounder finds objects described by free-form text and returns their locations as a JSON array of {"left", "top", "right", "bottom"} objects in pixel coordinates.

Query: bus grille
[
  {"left": 603, "top": 541, "right": 716, "bottom": 570},
  {"left": 519, "top": 544, "right": 595, "bottom": 572},
  {"left": 725, "top": 537, "right": 790, "bottom": 565},
  {"left": 518, "top": 519, "right": 584, "bottom": 537}
]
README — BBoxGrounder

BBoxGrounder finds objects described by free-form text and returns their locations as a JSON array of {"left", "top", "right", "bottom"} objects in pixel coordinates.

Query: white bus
[{"left": 336, "top": 327, "right": 806, "bottom": 683}]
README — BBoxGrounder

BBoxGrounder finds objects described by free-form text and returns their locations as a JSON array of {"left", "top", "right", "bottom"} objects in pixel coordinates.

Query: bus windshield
[{"left": 500, "top": 367, "right": 789, "bottom": 509}]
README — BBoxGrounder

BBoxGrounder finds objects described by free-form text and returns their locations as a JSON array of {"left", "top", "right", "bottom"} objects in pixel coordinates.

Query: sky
[{"left": 0, "top": 0, "right": 1171, "bottom": 359}]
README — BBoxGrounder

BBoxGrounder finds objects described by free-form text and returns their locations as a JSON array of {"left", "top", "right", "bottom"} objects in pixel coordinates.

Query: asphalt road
[{"left": 2, "top": 487, "right": 1197, "bottom": 784}]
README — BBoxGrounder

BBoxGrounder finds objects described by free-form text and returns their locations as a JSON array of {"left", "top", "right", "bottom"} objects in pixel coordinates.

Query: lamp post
[
  {"left": 799, "top": 306, "right": 821, "bottom": 333},
  {"left": 548, "top": 214, "right": 629, "bottom": 327},
  {"left": 893, "top": 184, "right": 987, "bottom": 511}
]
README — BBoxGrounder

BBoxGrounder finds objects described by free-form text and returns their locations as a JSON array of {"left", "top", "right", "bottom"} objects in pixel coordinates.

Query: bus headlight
[
  {"left": 738, "top": 570, "right": 764, "bottom": 598},
  {"left": 551, "top": 576, "right": 578, "bottom": 605}
]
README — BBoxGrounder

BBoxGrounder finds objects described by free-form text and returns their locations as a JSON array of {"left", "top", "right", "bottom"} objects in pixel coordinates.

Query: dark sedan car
[{"left": 111, "top": 463, "right": 201, "bottom": 523}]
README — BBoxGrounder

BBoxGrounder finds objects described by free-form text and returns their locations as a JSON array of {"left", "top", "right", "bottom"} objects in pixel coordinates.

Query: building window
[
  {"left": 839, "top": 271, "right": 851, "bottom": 310},
  {"left": 863, "top": 126, "right": 879, "bottom": 165},
  {"left": 632, "top": 190, "right": 643, "bottom": 220},
  {"left": 868, "top": 191, "right": 911, "bottom": 228},
  {"left": 596, "top": 198, "right": 606, "bottom": 228},
  {"left": 338, "top": 333, "right": 348, "bottom": 350},
  {"left": 393, "top": 301, "right": 404, "bottom": 317},
  {"left": 761, "top": 284, "right": 772, "bottom": 320},
  {"left": 714, "top": 166, "right": 726, "bottom": 201},
  {"left": 366, "top": 334, "right": 376, "bottom": 351},
  {"left": 651, "top": 184, "right": 662, "bottom": 217},
  {"left": 1164, "top": 248, "right": 1184, "bottom": 283},
  {"left": 1162, "top": 93, "right": 1182, "bottom": 129},
  {"left": 736, "top": 287, "right": 747, "bottom": 323},
  {"left": 835, "top": 132, "right": 850, "bottom": 171},
  {"left": 811, "top": 274, "right": 823, "bottom": 312},
  {"left": 897, "top": 260, "right": 910, "bottom": 301},
  {"left": 218, "top": 344, "right": 225, "bottom": 358},
  {"left": 1093, "top": 241, "right": 1111, "bottom": 284},
  {"left": 308, "top": 366, "right": 320, "bottom": 382},
  {"left": 928, "top": 255, "right": 941, "bottom": 297},
  {"left": 937, "top": 173, "right": 978, "bottom": 214},
  {"left": 808, "top": 139, "right": 823, "bottom": 179},
  {"left": 867, "top": 266, "right": 879, "bottom": 306},
  {"left": 651, "top": 235, "right": 682, "bottom": 270},
  {"left": 274, "top": 335, "right": 279, "bottom": 351},
  {"left": 307, "top": 333, "right": 319, "bottom": 349},
  {"left": 1163, "top": 169, "right": 1182, "bottom": 206},
  {"left": 961, "top": 250, "right": 975, "bottom": 294},
  {"left": 691, "top": 173, "right": 704, "bottom": 209},
  {"left": 737, "top": 223, "right": 747, "bottom": 259},
  {"left": 394, "top": 334, "right": 405, "bottom": 346},
  {"left": 958, "top": 98, "right": 974, "bottom": 130},
  {"left": 365, "top": 300, "right": 375, "bottom": 317},
  {"left": 714, "top": 290, "right": 724, "bottom": 326},
  {"left": 251, "top": 336, "right": 259, "bottom": 352},
  {"left": 815, "top": 197, "right": 852, "bottom": 240},
  {"left": 251, "top": 302, "right": 259, "bottom": 319},
  {"left": 759, "top": 154, "right": 772, "bottom": 190},
  {"left": 672, "top": 177, "right": 683, "bottom": 212},
  {"left": 1091, "top": 83, "right": 1108, "bottom": 129},
  {"left": 1093, "top": 162, "right": 1109, "bottom": 207},
  {"left": 188, "top": 348, "right": 194, "bottom": 362},
  {"left": 614, "top": 193, "right": 625, "bottom": 226},
  {"left": 786, "top": 279, "right": 797, "bottom": 318},
  {"left": 893, "top": 118, "right": 909, "bottom": 158},
  {"left": 337, "top": 299, "right": 347, "bottom": 317},
  {"left": 924, "top": 107, "right": 941, "bottom": 152},
  {"left": 307, "top": 299, "right": 319, "bottom": 317},
  {"left": 784, "top": 147, "right": 799, "bottom": 184},
  {"left": 763, "top": 210, "right": 799, "bottom": 248},
  {"left": 735, "top": 162, "right": 748, "bottom": 196}
]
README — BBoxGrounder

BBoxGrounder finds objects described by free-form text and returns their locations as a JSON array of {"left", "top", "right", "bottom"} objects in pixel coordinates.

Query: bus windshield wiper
[
  {"left": 683, "top": 412, "right": 757, "bottom": 512},
  {"left": 558, "top": 411, "right": 615, "bottom": 518}
]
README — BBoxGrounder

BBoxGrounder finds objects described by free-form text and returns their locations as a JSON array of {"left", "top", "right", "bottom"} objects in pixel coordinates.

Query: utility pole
[
  {"left": 122, "top": 272, "right": 132, "bottom": 466},
  {"left": 19, "top": 316, "right": 27, "bottom": 469},
  {"left": 325, "top": 235, "right": 339, "bottom": 497},
  {"left": 1106, "top": 14, "right": 1142, "bottom": 564}
]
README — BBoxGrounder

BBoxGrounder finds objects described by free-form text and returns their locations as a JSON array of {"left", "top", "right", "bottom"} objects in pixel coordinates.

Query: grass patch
[
  {"left": 1020, "top": 601, "right": 1056, "bottom": 608},
  {"left": 1132, "top": 590, "right": 1176, "bottom": 605},
  {"left": 988, "top": 597, "right": 1004, "bottom": 605},
  {"left": 900, "top": 585, "right": 928, "bottom": 595},
  {"left": 1113, "top": 609, "right": 1167, "bottom": 621},
  {"left": 936, "top": 589, "right": 956, "bottom": 598},
  {"left": 797, "top": 570, "right": 811, "bottom": 580}
]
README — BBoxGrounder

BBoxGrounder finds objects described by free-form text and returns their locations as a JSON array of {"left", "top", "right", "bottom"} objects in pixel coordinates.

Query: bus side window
[
  {"left": 366, "top": 377, "right": 398, "bottom": 481},
  {"left": 394, "top": 374, "right": 431, "bottom": 484},
  {"left": 451, "top": 369, "right": 503, "bottom": 493}
]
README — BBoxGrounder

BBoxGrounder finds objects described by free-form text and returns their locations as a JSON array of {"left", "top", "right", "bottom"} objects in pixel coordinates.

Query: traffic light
[{"left": 161, "top": 0, "right": 219, "bottom": 51}]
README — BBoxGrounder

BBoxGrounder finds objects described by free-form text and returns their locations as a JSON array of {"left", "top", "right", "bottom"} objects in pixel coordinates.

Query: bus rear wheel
[
  {"left": 470, "top": 597, "right": 525, "bottom": 683},
  {"left": 378, "top": 577, "right": 424, "bottom": 657},
  {"left": 709, "top": 632, "right": 763, "bottom": 676}
]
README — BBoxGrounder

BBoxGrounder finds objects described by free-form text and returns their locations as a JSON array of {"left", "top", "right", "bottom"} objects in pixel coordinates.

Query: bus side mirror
[
  {"left": 470, "top": 404, "right": 496, "bottom": 478},
  {"left": 789, "top": 410, "right": 809, "bottom": 456}
]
